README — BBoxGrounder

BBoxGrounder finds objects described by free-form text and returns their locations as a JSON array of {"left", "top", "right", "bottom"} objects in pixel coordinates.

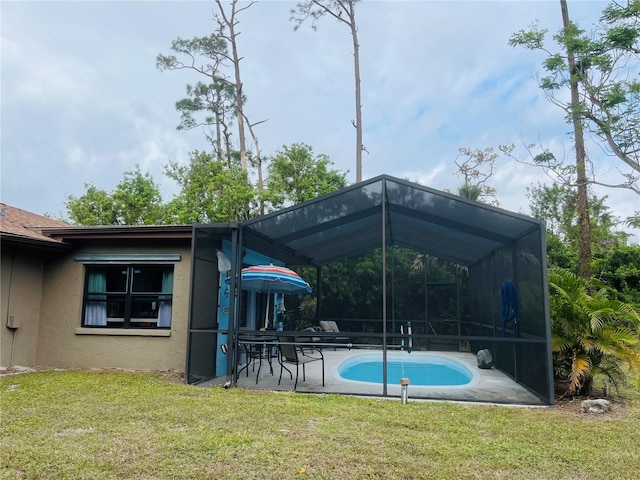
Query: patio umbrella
[{"left": 226, "top": 265, "right": 312, "bottom": 329}]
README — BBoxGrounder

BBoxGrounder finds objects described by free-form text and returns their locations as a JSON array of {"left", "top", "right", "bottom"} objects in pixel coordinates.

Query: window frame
[{"left": 77, "top": 254, "right": 180, "bottom": 330}]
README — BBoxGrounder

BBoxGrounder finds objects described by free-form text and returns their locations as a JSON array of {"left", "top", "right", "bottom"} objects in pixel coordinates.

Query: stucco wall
[
  {"left": 36, "top": 245, "right": 192, "bottom": 373},
  {"left": 0, "top": 248, "right": 45, "bottom": 367}
]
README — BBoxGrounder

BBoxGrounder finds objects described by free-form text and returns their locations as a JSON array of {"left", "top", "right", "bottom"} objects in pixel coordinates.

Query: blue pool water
[{"left": 337, "top": 354, "right": 473, "bottom": 386}]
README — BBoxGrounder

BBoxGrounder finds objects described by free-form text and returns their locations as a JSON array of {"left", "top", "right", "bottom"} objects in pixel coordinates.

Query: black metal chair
[{"left": 277, "top": 336, "right": 324, "bottom": 390}]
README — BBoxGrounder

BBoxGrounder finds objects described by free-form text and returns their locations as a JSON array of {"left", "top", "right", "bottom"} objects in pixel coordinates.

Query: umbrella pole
[{"left": 264, "top": 290, "right": 271, "bottom": 330}]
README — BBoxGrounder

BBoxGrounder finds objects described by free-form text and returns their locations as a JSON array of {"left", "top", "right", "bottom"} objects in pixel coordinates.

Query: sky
[{"left": 2, "top": 0, "right": 639, "bottom": 242}]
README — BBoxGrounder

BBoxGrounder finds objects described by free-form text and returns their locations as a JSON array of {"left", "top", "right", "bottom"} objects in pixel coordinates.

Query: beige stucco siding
[
  {"left": 36, "top": 245, "right": 191, "bottom": 372},
  {"left": 0, "top": 248, "right": 45, "bottom": 367}
]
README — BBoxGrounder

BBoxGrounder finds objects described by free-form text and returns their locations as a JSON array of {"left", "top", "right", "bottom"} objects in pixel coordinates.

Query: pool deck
[{"left": 202, "top": 348, "right": 544, "bottom": 405}]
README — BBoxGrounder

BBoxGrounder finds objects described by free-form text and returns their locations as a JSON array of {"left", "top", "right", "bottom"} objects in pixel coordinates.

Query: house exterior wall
[
  {"left": 0, "top": 247, "right": 45, "bottom": 367},
  {"left": 36, "top": 244, "right": 192, "bottom": 373}
]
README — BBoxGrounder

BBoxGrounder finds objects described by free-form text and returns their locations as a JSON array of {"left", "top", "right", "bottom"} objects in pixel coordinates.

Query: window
[{"left": 83, "top": 265, "right": 174, "bottom": 329}]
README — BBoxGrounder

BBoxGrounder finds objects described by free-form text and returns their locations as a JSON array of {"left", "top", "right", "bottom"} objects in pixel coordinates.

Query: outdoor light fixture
[{"left": 400, "top": 378, "right": 410, "bottom": 404}]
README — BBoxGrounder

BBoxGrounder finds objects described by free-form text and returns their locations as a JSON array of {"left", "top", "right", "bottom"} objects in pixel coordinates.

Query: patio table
[{"left": 238, "top": 334, "right": 278, "bottom": 384}]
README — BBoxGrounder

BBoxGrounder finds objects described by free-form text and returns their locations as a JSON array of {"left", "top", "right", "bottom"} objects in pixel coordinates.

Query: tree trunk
[
  {"left": 561, "top": 0, "right": 591, "bottom": 278},
  {"left": 245, "top": 116, "right": 264, "bottom": 214},
  {"left": 216, "top": 0, "right": 248, "bottom": 171},
  {"left": 229, "top": 24, "right": 247, "bottom": 171},
  {"left": 215, "top": 89, "right": 223, "bottom": 162},
  {"left": 350, "top": 2, "right": 363, "bottom": 183}
]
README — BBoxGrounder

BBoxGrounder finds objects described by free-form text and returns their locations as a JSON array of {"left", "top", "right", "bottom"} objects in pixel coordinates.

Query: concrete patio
[{"left": 204, "top": 348, "right": 543, "bottom": 405}]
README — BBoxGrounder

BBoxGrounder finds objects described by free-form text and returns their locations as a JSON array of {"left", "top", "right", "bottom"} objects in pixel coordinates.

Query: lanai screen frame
[{"left": 190, "top": 175, "right": 554, "bottom": 404}]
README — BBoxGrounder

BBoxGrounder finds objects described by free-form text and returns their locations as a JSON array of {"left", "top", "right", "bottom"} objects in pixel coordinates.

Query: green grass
[{"left": 1, "top": 371, "right": 639, "bottom": 479}]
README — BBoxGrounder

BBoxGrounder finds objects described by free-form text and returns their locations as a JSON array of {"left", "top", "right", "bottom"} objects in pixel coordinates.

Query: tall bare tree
[
  {"left": 243, "top": 111, "right": 267, "bottom": 205},
  {"left": 291, "top": 0, "right": 365, "bottom": 182},
  {"left": 214, "top": 0, "right": 268, "bottom": 192},
  {"left": 214, "top": 0, "right": 254, "bottom": 172},
  {"left": 159, "top": 0, "right": 266, "bottom": 190}
]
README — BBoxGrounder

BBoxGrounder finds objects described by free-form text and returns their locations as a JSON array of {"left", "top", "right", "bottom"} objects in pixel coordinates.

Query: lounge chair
[
  {"left": 277, "top": 336, "right": 325, "bottom": 390},
  {"left": 319, "top": 320, "right": 350, "bottom": 348}
]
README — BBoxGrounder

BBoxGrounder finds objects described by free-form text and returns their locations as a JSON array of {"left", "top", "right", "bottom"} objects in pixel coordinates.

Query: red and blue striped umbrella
[{"left": 226, "top": 265, "right": 312, "bottom": 294}]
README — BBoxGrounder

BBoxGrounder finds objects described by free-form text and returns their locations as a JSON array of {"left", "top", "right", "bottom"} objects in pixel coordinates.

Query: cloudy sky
[{"left": 2, "top": 0, "right": 639, "bottom": 241}]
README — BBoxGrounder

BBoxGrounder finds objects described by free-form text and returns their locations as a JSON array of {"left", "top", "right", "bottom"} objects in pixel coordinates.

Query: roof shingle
[{"left": 0, "top": 203, "right": 69, "bottom": 244}]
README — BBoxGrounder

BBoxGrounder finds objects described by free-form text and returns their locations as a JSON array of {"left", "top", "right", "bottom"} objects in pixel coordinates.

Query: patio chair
[
  {"left": 319, "top": 320, "right": 350, "bottom": 349},
  {"left": 295, "top": 327, "right": 322, "bottom": 353},
  {"left": 277, "top": 336, "right": 325, "bottom": 390}
]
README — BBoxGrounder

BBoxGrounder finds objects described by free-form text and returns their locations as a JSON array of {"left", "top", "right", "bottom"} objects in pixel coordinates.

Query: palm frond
[
  {"left": 549, "top": 266, "right": 640, "bottom": 395},
  {"left": 570, "top": 352, "right": 592, "bottom": 393}
]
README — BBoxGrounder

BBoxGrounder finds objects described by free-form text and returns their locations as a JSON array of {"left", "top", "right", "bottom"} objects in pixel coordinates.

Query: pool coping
[{"left": 331, "top": 351, "right": 482, "bottom": 390}]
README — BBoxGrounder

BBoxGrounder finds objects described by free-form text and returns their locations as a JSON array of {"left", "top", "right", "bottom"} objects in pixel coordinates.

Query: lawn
[{"left": 1, "top": 370, "right": 639, "bottom": 479}]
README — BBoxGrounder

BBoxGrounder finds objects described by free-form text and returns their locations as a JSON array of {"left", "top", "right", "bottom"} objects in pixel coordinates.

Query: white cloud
[{"left": 404, "top": 164, "right": 448, "bottom": 187}]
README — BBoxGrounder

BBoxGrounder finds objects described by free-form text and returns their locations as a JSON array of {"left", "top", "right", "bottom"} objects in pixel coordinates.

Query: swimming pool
[{"left": 336, "top": 352, "right": 475, "bottom": 386}]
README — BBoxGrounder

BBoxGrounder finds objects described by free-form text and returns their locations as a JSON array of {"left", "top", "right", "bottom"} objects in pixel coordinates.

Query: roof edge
[
  {"left": 41, "top": 224, "right": 194, "bottom": 240},
  {"left": 1, "top": 232, "right": 73, "bottom": 251}
]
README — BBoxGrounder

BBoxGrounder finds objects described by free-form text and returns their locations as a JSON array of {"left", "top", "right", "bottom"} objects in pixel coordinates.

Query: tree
[
  {"left": 65, "top": 184, "right": 117, "bottom": 226},
  {"left": 163, "top": 151, "right": 255, "bottom": 224},
  {"left": 549, "top": 267, "right": 640, "bottom": 396},
  {"left": 509, "top": 1, "right": 640, "bottom": 187},
  {"left": 595, "top": 245, "right": 640, "bottom": 304},
  {"left": 213, "top": 0, "right": 257, "bottom": 173},
  {"left": 157, "top": 1, "right": 266, "bottom": 180},
  {"left": 527, "top": 183, "right": 572, "bottom": 239},
  {"left": 526, "top": 183, "right": 629, "bottom": 270},
  {"left": 318, "top": 251, "right": 384, "bottom": 321},
  {"left": 585, "top": 0, "right": 640, "bottom": 176},
  {"left": 508, "top": 0, "right": 640, "bottom": 275},
  {"left": 509, "top": 0, "right": 592, "bottom": 278},
  {"left": 453, "top": 147, "right": 499, "bottom": 205},
  {"left": 546, "top": 235, "right": 578, "bottom": 271},
  {"left": 112, "top": 167, "right": 165, "bottom": 225},
  {"left": 262, "top": 143, "right": 348, "bottom": 211},
  {"left": 175, "top": 81, "right": 237, "bottom": 164},
  {"left": 65, "top": 166, "right": 164, "bottom": 226},
  {"left": 559, "top": 0, "right": 592, "bottom": 279},
  {"left": 156, "top": 35, "right": 235, "bottom": 163},
  {"left": 526, "top": 183, "right": 580, "bottom": 270},
  {"left": 291, "top": 0, "right": 365, "bottom": 182}
]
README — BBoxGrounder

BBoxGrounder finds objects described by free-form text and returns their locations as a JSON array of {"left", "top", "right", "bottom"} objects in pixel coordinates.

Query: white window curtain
[
  {"left": 85, "top": 271, "right": 107, "bottom": 326},
  {"left": 157, "top": 270, "right": 173, "bottom": 328}
]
